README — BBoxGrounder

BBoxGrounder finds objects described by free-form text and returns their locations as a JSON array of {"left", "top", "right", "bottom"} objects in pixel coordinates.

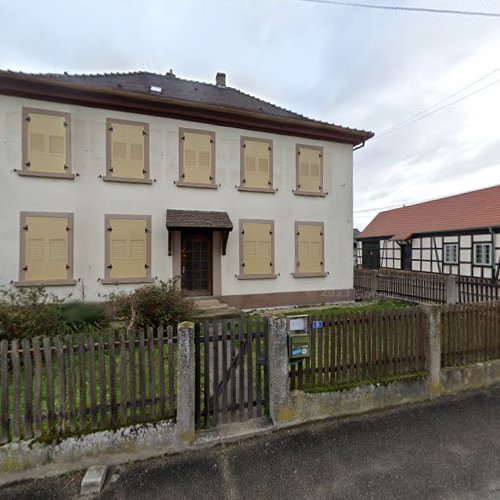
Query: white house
[
  {"left": 0, "top": 70, "right": 373, "bottom": 308},
  {"left": 357, "top": 185, "right": 500, "bottom": 280}
]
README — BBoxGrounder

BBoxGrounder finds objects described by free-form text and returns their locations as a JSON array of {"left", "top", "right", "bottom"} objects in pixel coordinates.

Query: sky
[{"left": 1, "top": 0, "right": 499, "bottom": 230}]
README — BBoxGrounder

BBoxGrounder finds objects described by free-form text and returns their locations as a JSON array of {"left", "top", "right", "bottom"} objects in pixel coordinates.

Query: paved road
[{"left": 1, "top": 387, "right": 499, "bottom": 500}]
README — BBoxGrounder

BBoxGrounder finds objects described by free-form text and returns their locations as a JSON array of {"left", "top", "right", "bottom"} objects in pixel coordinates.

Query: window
[
  {"left": 104, "top": 118, "right": 151, "bottom": 183},
  {"left": 17, "top": 212, "right": 75, "bottom": 286},
  {"left": 21, "top": 108, "right": 73, "bottom": 179},
  {"left": 443, "top": 243, "right": 459, "bottom": 264},
  {"left": 237, "top": 220, "right": 276, "bottom": 279},
  {"left": 293, "top": 222, "right": 326, "bottom": 277},
  {"left": 103, "top": 215, "right": 153, "bottom": 284},
  {"left": 295, "top": 144, "right": 325, "bottom": 196},
  {"left": 239, "top": 137, "right": 275, "bottom": 192},
  {"left": 473, "top": 243, "right": 492, "bottom": 266},
  {"left": 178, "top": 128, "right": 216, "bottom": 188}
]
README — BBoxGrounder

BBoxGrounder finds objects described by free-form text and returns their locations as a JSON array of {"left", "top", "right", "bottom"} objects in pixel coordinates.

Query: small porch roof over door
[{"left": 165, "top": 209, "right": 233, "bottom": 255}]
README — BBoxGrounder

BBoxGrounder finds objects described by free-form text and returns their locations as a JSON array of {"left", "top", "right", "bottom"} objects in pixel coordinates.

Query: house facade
[
  {"left": 0, "top": 70, "right": 372, "bottom": 308},
  {"left": 357, "top": 185, "right": 500, "bottom": 280}
]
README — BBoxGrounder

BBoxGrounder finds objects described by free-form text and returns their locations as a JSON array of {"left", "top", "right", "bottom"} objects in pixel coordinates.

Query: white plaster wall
[{"left": 0, "top": 95, "right": 354, "bottom": 301}]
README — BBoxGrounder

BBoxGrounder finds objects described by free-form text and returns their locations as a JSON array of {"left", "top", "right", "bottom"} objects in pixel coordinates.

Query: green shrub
[
  {"left": 108, "top": 279, "right": 198, "bottom": 330},
  {"left": 0, "top": 287, "right": 64, "bottom": 341},
  {"left": 60, "top": 302, "right": 108, "bottom": 331}
]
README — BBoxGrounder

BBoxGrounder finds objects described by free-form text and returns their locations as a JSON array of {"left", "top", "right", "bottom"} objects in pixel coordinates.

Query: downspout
[{"left": 353, "top": 141, "right": 365, "bottom": 152}]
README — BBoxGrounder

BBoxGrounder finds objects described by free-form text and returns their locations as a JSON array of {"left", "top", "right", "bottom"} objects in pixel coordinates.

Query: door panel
[
  {"left": 181, "top": 232, "right": 212, "bottom": 295},
  {"left": 402, "top": 244, "right": 412, "bottom": 270},
  {"left": 362, "top": 240, "right": 380, "bottom": 270}
]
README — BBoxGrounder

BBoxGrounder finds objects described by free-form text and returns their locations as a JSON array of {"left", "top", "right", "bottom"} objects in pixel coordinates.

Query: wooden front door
[
  {"left": 362, "top": 240, "right": 380, "bottom": 269},
  {"left": 181, "top": 231, "right": 212, "bottom": 295},
  {"left": 402, "top": 243, "right": 412, "bottom": 271}
]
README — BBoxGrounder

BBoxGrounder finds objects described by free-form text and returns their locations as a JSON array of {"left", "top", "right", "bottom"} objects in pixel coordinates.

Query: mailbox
[{"left": 287, "top": 315, "right": 310, "bottom": 360}]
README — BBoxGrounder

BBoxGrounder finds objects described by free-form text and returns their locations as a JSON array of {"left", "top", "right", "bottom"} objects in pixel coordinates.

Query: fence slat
[
  {"left": 55, "top": 337, "right": 66, "bottom": 434},
  {"left": 204, "top": 322, "right": 211, "bottom": 428},
  {"left": 138, "top": 330, "right": 146, "bottom": 422},
  {"left": 255, "top": 317, "right": 262, "bottom": 417},
  {"left": 246, "top": 318, "right": 253, "bottom": 419},
  {"left": 167, "top": 326, "right": 175, "bottom": 419},
  {"left": 11, "top": 340, "right": 20, "bottom": 440},
  {"left": 66, "top": 335, "right": 76, "bottom": 433},
  {"left": 221, "top": 321, "right": 228, "bottom": 424},
  {"left": 88, "top": 333, "right": 97, "bottom": 431},
  {"left": 44, "top": 337, "right": 55, "bottom": 434},
  {"left": 238, "top": 318, "right": 245, "bottom": 421},
  {"left": 194, "top": 324, "right": 200, "bottom": 427},
  {"left": 147, "top": 327, "right": 156, "bottom": 421},
  {"left": 230, "top": 319, "right": 237, "bottom": 420},
  {"left": 0, "top": 340, "right": 8, "bottom": 444},
  {"left": 212, "top": 322, "right": 220, "bottom": 425},
  {"left": 22, "top": 338, "right": 33, "bottom": 440},
  {"left": 98, "top": 332, "right": 107, "bottom": 428},
  {"left": 158, "top": 327, "right": 166, "bottom": 421},
  {"left": 77, "top": 334, "right": 86, "bottom": 432},
  {"left": 120, "top": 330, "right": 127, "bottom": 426}
]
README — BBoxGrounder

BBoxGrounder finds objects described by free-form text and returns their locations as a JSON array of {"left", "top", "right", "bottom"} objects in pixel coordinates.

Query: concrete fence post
[
  {"left": 175, "top": 321, "right": 195, "bottom": 446},
  {"left": 420, "top": 304, "right": 442, "bottom": 395},
  {"left": 268, "top": 317, "right": 290, "bottom": 425},
  {"left": 370, "top": 269, "right": 379, "bottom": 300},
  {"left": 445, "top": 275, "right": 459, "bottom": 304}
]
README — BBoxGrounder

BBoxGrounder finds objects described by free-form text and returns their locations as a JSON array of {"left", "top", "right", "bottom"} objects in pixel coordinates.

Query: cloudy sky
[{"left": 1, "top": 0, "right": 499, "bottom": 229}]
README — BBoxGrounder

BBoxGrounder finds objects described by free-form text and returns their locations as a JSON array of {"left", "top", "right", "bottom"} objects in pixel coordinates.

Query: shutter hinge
[
  {"left": 182, "top": 135, "right": 185, "bottom": 141},
  {"left": 268, "top": 146, "right": 272, "bottom": 151},
  {"left": 66, "top": 226, "right": 71, "bottom": 232},
  {"left": 319, "top": 186, "right": 322, "bottom": 190},
  {"left": 66, "top": 264, "right": 71, "bottom": 270},
  {"left": 242, "top": 178, "right": 246, "bottom": 184},
  {"left": 142, "top": 130, "right": 147, "bottom": 136},
  {"left": 145, "top": 227, "right": 149, "bottom": 233},
  {"left": 269, "top": 230, "right": 273, "bottom": 235},
  {"left": 23, "top": 225, "right": 29, "bottom": 231},
  {"left": 270, "top": 262, "right": 273, "bottom": 267},
  {"left": 144, "top": 264, "right": 150, "bottom": 269},
  {"left": 142, "top": 169, "right": 147, "bottom": 174},
  {"left": 22, "top": 265, "right": 28, "bottom": 271},
  {"left": 319, "top": 153, "right": 323, "bottom": 158},
  {"left": 107, "top": 264, "right": 113, "bottom": 269},
  {"left": 181, "top": 173, "right": 185, "bottom": 178},
  {"left": 25, "top": 115, "right": 31, "bottom": 122},
  {"left": 297, "top": 150, "right": 300, "bottom": 155},
  {"left": 63, "top": 122, "right": 68, "bottom": 127},
  {"left": 25, "top": 161, "right": 31, "bottom": 167},
  {"left": 242, "top": 143, "right": 246, "bottom": 148},
  {"left": 241, "top": 230, "right": 245, "bottom": 234},
  {"left": 320, "top": 231, "right": 323, "bottom": 236},
  {"left": 268, "top": 181, "right": 272, "bottom": 185},
  {"left": 109, "top": 167, "right": 114, "bottom": 172},
  {"left": 209, "top": 175, "right": 214, "bottom": 181},
  {"left": 297, "top": 184, "right": 301, "bottom": 188},
  {"left": 296, "top": 232, "right": 300, "bottom": 236},
  {"left": 107, "top": 226, "right": 113, "bottom": 232},
  {"left": 64, "top": 164, "right": 69, "bottom": 170},
  {"left": 108, "top": 126, "right": 113, "bottom": 132},
  {"left": 320, "top": 261, "right": 324, "bottom": 265},
  {"left": 210, "top": 138, "right": 214, "bottom": 143}
]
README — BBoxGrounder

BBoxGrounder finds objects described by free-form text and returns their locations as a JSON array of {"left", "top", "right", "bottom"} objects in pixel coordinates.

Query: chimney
[{"left": 216, "top": 72, "right": 226, "bottom": 88}]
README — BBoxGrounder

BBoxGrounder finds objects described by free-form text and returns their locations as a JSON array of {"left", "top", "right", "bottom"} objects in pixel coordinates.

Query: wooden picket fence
[
  {"left": 441, "top": 301, "right": 500, "bottom": 367},
  {"left": 289, "top": 308, "right": 428, "bottom": 390},
  {"left": 0, "top": 327, "right": 177, "bottom": 445},
  {"left": 353, "top": 268, "right": 375, "bottom": 294},
  {"left": 458, "top": 276, "right": 500, "bottom": 303},
  {"left": 194, "top": 317, "right": 269, "bottom": 429}
]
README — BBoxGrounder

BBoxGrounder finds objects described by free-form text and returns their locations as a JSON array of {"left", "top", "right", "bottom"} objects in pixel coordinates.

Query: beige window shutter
[
  {"left": 244, "top": 140, "right": 270, "bottom": 189},
  {"left": 109, "top": 219, "right": 148, "bottom": 279},
  {"left": 298, "top": 147, "right": 321, "bottom": 193},
  {"left": 297, "top": 224, "right": 323, "bottom": 273},
  {"left": 27, "top": 113, "right": 67, "bottom": 173},
  {"left": 183, "top": 132, "right": 212, "bottom": 183},
  {"left": 243, "top": 222, "right": 272, "bottom": 275},
  {"left": 25, "top": 216, "right": 69, "bottom": 281},
  {"left": 110, "top": 123, "right": 145, "bottom": 179}
]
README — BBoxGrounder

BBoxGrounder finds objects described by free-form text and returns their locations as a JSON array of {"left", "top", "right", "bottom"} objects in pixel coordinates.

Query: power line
[
  {"left": 377, "top": 65, "right": 500, "bottom": 137},
  {"left": 375, "top": 76, "right": 500, "bottom": 138},
  {"left": 293, "top": 0, "right": 500, "bottom": 18}
]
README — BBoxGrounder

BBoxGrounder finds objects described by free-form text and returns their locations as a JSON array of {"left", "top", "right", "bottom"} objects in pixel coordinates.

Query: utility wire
[
  {"left": 294, "top": 0, "right": 500, "bottom": 18},
  {"left": 377, "top": 65, "right": 500, "bottom": 137}
]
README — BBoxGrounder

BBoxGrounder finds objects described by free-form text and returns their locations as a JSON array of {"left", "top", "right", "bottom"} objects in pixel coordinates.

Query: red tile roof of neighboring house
[{"left": 358, "top": 185, "right": 500, "bottom": 241}]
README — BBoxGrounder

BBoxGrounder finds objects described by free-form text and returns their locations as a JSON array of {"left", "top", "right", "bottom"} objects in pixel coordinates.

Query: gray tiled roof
[{"left": 166, "top": 209, "right": 233, "bottom": 230}]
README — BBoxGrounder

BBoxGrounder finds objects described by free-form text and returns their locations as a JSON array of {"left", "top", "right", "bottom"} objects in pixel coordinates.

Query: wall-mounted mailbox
[{"left": 287, "top": 315, "right": 310, "bottom": 360}]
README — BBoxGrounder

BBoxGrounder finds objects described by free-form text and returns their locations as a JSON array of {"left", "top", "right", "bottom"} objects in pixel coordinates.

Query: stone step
[{"left": 193, "top": 298, "right": 222, "bottom": 308}]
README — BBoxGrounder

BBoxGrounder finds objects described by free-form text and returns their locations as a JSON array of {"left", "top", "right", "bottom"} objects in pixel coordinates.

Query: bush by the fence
[
  {"left": 108, "top": 279, "right": 198, "bottom": 330},
  {"left": 60, "top": 302, "right": 108, "bottom": 331},
  {"left": 0, "top": 287, "right": 64, "bottom": 340}
]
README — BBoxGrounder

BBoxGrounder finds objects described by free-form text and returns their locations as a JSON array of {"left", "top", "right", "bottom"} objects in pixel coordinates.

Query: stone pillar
[
  {"left": 268, "top": 317, "right": 290, "bottom": 424},
  {"left": 175, "top": 321, "right": 195, "bottom": 445},
  {"left": 445, "top": 275, "right": 459, "bottom": 304},
  {"left": 421, "top": 304, "right": 442, "bottom": 395}
]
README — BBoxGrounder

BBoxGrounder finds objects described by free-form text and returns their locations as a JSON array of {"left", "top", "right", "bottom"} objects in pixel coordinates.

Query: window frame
[
  {"left": 103, "top": 118, "right": 152, "bottom": 184},
  {"left": 16, "top": 211, "right": 76, "bottom": 287},
  {"left": 443, "top": 243, "right": 459, "bottom": 265},
  {"left": 177, "top": 127, "right": 217, "bottom": 189},
  {"left": 238, "top": 136, "right": 275, "bottom": 193},
  {"left": 236, "top": 219, "right": 277, "bottom": 280},
  {"left": 295, "top": 144, "right": 326, "bottom": 197},
  {"left": 293, "top": 221, "right": 327, "bottom": 278},
  {"left": 20, "top": 107, "right": 74, "bottom": 180},
  {"left": 102, "top": 214, "right": 154, "bottom": 284},
  {"left": 473, "top": 242, "right": 492, "bottom": 266}
]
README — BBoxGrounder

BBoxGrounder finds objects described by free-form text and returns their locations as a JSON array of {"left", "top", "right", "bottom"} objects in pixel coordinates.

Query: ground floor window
[
  {"left": 443, "top": 243, "right": 459, "bottom": 264},
  {"left": 473, "top": 242, "right": 492, "bottom": 266}
]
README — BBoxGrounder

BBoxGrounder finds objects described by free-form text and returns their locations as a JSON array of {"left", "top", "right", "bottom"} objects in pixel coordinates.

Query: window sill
[
  {"left": 101, "top": 277, "right": 155, "bottom": 285},
  {"left": 294, "top": 190, "right": 327, "bottom": 197},
  {"left": 236, "top": 274, "right": 278, "bottom": 280},
  {"left": 238, "top": 186, "right": 276, "bottom": 194},
  {"left": 292, "top": 272, "right": 327, "bottom": 278},
  {"left": 176, "top": 181, "right": 218, "bottom": 189},
  {"left": 17, "top": 171, "right": 75, "bottom": 180},
  {"left": 102, "top": 176, "right": 153, "bottom": 185},
  {"left": 15, "top": 279, "right": 77, "bottom": 287}
]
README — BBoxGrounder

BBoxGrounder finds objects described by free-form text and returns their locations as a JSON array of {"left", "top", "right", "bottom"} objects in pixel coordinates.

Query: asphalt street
[{"left": 1, "top": 387, "right": 499, "bottom": 500}]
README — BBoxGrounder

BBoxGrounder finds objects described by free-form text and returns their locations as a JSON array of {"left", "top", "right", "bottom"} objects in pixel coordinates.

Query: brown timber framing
[{"left": 0, "top": 72, "right": 373, "bottom": 145}]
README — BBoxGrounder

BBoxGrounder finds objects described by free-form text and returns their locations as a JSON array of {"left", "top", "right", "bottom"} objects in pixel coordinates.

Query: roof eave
[{"left": 0, "top": 71, "right": 374, "bottom": 145}]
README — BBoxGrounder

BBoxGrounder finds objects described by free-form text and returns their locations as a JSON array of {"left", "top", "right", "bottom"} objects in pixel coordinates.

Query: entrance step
[{"left": 193, "top": 297, "right": 239, "bottom": 318}]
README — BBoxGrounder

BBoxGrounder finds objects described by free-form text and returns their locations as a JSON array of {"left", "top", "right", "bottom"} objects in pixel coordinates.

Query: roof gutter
[{"left": 0, "top": 71, "right": 374, "bottom": 146}]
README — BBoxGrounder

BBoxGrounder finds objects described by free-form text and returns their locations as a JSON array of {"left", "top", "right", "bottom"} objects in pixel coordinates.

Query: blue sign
[{"left": 312, "top": 320, "right": 323, "bottom": 329}]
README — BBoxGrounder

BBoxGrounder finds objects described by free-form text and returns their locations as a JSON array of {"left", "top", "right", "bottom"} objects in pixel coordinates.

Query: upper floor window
[
  {"left": 293, "top": 221, "right": 326, "bottom": 277},
  {"left": 443, "top": 243, "right": 459, "bottom": 264},
  {"left": 237, "top": 219, "right": 277, "bottom": 279},
  {"left": 102, "top": 215, "right": 153, "bottom": 284},
  {"left": 295, "top": 144, "right": 325, "bottom": 197},
  {"left": 239, "top": 137, "right": 275, "bottom": 193},
  {"left": 177, "top": 128, "right": 216, "bottom": 189},
  {"left": 473, "top": 242, "right": 492, "bottom": 266},
  {"left": 17, "top": 212, "right": 76, "bottom": 286},
  {"left": 21, "top": 108, "right": 73, "bottom": 179},
  {"left": 104, "top": 118, "right": 151, "bottom": 184}
]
